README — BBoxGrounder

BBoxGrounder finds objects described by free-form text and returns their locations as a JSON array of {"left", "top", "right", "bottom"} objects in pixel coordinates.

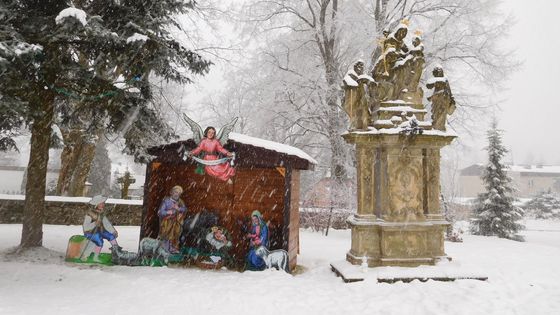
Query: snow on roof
[
  {"left": 229, "top": 132, "right": 317, "bottom": 165},
  {"left": 55, "top": 7, "right": 87, "bottom": 26},
  {"left": 507, "top": 165, "right": 560, "bottom": 174},
  {"left": 461, "top": 164, "right": 560, "bottom": 176}
]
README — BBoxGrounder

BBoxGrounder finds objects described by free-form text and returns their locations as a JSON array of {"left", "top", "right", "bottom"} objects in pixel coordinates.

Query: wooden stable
[{"left": 140, "top": 133, "right": 315, "bottom": 270}]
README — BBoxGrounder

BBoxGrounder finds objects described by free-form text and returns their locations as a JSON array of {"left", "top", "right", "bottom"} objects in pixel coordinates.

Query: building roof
[
  {"left": 460, "top": 164, "right": 485, "bottom": 176},
  {"left": 507, "top": 165, "right": 560, "bottom": 175},
  {"left": 460, "top": 164, "right": 560, "bottom": 177},
  {"left": 147, "top": 133, "right": 316, "bottom": 171}
]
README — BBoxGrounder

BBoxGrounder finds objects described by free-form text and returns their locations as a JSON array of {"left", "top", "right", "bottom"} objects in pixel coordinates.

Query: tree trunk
[
  {"left": 324, "top": 62, "right": 347, "bottom": 181},
  {"left": 67, "top": 135, "right": 98, "bottom": 196},
  {"left": 56, "top": 129, "right": 82, "bottom": 195},
  {"left": 56, "top": 129, "right": 99, "bottom": 197},
  {"left": 20, "top": 93, "right": 55, "bottom": 248},
  {"left": 88, "top": 138, "right": 112, "bottom": 196}
]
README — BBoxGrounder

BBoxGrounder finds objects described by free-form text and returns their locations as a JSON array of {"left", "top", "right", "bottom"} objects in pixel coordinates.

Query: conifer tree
[
  {"left": 470, "top": 119, "right": 524, "bottom": 241},
  {"left": 0, "top": 0, "right": 210, "bottom": 247},
  {"left": 524, "top": 190, "right": 560, "bottom": 219}
]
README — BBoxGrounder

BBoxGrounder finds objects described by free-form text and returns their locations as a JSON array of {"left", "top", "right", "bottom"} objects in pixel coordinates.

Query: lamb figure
[
  {"left": 139, "top": 237, "right": 171, "bottom": 265},
  {"left": 110, "top": 246, "right": 140, "bottom": 266},
  {"left": 254, "top": 246, "right": 289, "bottom": 273}
]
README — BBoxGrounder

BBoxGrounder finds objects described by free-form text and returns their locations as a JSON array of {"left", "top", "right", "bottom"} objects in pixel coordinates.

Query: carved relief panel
[{"left": 386, "top": 147, "right": 424, "bottom": 221}]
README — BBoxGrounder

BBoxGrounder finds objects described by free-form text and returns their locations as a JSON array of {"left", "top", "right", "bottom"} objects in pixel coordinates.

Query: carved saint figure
[
  {"left": 427, "top": 66, "right": 456, "bottom": 131},
  {"left": 395, "top": 33, "right": 425, "bottom": 103},
  {"left": 371, "top": 49, "right": 398, "bottom": 103},
  {"left": 371, "top": 20, "right": 412, "bottom": 103},
  {"left": 383, "top": 22, "right": 409, "bottom": 59},
  {"left": 342, "top": 60, "right": 374, "bottom": 130},
  {"left": 408, "top": 34, "right": 425, "bottom": 91}
]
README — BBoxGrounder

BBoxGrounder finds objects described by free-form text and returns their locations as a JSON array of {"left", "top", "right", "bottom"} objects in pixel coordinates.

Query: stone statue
[
  {"left": 408, "top": 34, "right": 425, "bottom": 91},
  {"left": 372, "top": 20, "right": 426, "bottom": 103},
  {"left": 427, "top": 66, "right": 456, "bottom": 131},
  {"left": 397, "top": 33, "right": 425, "bottom": 103},
  {"left": 371, "top": 48, "right": 398, "bottom": 101},
  {"left": 337, "top": 19, "right": 458, "bottom": 271},
  {"left": 383, "top": 22, "right": 409, "bottom": 59},
  {"left": 342, "top": 60, "right": 373, "bottom": 130}
]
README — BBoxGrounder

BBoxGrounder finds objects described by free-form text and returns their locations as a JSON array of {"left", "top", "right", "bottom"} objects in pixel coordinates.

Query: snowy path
[{"left": 0, "top": 221, "right": 559, "bottom": 315}]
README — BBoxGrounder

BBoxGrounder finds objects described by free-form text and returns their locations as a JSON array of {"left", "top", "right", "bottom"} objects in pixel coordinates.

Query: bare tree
[{"left": 216, "top": 0, "right": 517, "bottom": 185}]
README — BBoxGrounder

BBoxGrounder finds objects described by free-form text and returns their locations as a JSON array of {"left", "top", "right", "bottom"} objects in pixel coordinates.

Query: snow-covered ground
[{"left": 1, "top": 219, "right": 559, "bottom": 315}]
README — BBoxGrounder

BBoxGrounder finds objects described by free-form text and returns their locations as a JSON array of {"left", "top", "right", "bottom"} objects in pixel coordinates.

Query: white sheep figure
[
  {"left": 254, "top": 246, "right": 289, "bottom": 273},
  {"left": 139, "top": 237, "right": 170, "bottom": 265}
]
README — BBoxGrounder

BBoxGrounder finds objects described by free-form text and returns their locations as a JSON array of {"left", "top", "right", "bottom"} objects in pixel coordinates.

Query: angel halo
[{"left": 182, "top": 114, "right": 238, "bottom": 183}]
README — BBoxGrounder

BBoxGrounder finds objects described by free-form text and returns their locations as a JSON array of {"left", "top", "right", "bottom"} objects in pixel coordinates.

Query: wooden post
[{"left": 283, "top": 166, "right": 292, "bottom": 252}]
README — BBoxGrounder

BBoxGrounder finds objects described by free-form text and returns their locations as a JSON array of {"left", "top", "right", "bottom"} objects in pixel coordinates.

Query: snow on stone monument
[{"left": 339, "top": 19, "right": 457, "bottom": 268}]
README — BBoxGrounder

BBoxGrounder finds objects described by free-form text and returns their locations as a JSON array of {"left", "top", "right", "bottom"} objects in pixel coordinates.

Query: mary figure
[{"left": 246, "top": 210, "right": 269, "bottom": 270}]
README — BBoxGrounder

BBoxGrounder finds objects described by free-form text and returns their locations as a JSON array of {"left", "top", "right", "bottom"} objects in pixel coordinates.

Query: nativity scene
[
  {"left": 137, "top": 115, "right": 315, "bottom": 271},
  {"left": 65, "top": 115, "right": 314, "bottom": 272}
]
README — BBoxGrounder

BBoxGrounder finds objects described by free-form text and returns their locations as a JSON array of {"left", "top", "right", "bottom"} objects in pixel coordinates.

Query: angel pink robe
[{"left": 191, "top": 138, "right": 236, "bottom": 181}]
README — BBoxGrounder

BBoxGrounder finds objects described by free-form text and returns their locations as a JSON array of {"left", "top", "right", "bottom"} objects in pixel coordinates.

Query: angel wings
[{"left": 182, "top": 113, "right": 238, "bottom": 145}]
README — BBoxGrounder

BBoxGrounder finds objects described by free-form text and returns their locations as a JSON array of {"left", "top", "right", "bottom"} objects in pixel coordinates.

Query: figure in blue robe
[{"left": 246, "top": 210, "right": 269, "bottom": 270}]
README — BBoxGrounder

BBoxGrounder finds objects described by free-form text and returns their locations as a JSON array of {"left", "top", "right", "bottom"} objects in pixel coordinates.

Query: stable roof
[{"left": 147, "top": 132, "right": 316, "bottom": 170}]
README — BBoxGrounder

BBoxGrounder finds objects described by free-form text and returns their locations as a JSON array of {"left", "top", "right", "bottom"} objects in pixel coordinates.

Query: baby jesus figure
[{"left": 206, "top": 226, "right": 232, "bottom": 251}]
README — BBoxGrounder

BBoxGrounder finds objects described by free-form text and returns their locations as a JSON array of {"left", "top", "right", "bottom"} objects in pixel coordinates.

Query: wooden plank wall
[
  {"left": 288, "top": 170, "right": 300, "bottom": 270},
  {"left": 142, "top": 162, "right": 289, "bottom": 268}
]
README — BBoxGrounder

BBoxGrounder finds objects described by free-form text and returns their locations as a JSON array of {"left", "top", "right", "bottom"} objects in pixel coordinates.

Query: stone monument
[{"left": 340, "top": 20, "right": 457, "bottom": 267}]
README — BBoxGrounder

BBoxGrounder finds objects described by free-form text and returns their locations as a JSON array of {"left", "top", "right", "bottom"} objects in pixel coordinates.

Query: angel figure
[{"left": 183, "top": 114, "right": 238, "bottom": 183}]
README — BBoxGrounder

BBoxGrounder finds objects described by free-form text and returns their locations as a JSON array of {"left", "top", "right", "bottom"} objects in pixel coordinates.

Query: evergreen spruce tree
[
  {"left": 470, "top": 119, "right": 525, "bottom": 241},
  {"left": 0, "top": 0, "right": 210, "bottom": 247},
  {"left": 524, "top": 190, "right": 560, "bottom": 219}
]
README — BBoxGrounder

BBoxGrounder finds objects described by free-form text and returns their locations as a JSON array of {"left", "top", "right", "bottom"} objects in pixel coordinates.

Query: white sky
[
  {"left": 463, "top": 0, "right": 560, "bottom": 166},
  {"left": 181, "top": 0, "right": 560, "bottom": 168}
]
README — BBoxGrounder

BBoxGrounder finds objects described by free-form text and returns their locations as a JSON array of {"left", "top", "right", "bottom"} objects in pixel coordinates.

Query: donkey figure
[{"left": 254, "top": 246, "right": 289, "bottom": 273}]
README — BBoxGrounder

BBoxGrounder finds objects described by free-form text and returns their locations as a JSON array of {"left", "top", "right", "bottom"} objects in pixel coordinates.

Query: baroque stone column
[{"left": 344, "top": 132, "right": 455, "bottom": 267}]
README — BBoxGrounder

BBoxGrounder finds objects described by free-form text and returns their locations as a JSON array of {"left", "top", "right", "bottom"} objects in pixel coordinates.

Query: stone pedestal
[{"left": 343, "top": 131, "right": 455, "bottom": 267}]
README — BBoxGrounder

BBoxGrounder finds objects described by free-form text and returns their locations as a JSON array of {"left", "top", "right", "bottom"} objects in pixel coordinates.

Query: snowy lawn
[{"left": 1, "top": 220, "right": 559, "bottom": 315}]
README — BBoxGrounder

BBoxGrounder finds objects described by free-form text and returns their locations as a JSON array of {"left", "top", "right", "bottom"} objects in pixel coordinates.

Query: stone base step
[{"left": 330, "top": 260, "right": 488, "bottom": 283}]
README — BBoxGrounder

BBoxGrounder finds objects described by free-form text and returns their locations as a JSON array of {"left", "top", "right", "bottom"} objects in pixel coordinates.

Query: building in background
[{"left": 459, "top": 164, "right": 560, "bottom": 198}]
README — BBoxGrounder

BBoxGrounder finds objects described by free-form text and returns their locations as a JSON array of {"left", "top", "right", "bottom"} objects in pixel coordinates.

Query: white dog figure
[{"left": 254, "top": 246, "right": 289, "bottom": 273}]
